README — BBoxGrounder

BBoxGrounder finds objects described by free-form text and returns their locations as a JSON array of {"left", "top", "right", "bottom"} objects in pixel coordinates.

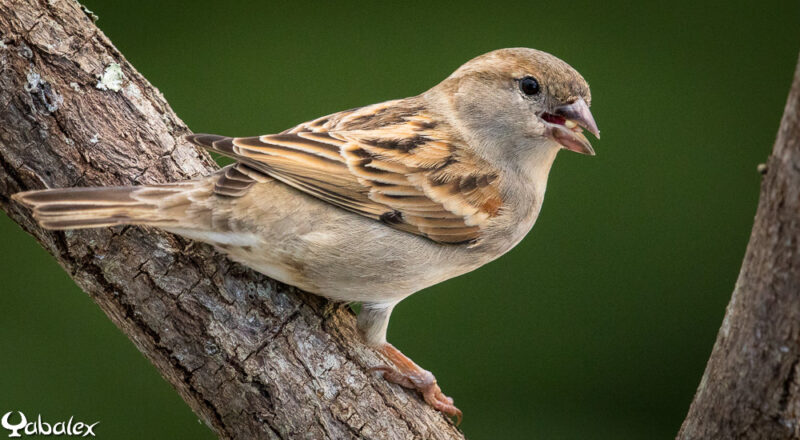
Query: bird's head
[{"left": 431, "top": 47, "right": 599, "bottom": 160}]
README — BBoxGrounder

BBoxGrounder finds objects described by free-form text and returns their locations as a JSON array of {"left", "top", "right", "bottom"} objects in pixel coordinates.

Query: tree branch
[
  {"left": 0, "top": 1, "right": 464, "bottom": 438},
  {"left": 678, "top": 52, "right": 800, "bottom": 438}
]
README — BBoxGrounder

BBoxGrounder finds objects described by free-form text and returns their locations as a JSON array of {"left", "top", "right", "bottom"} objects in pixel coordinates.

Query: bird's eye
[{"left": 519, "top": 76, "right": 540, "bottom": 96}]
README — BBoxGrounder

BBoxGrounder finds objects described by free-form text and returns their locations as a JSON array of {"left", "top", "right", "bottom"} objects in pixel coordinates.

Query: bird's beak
[{"left": 545, "top": 97, "right": 600, "bottom": 156}]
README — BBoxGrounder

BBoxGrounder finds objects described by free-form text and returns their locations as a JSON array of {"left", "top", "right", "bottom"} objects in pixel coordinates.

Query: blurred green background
[{"left": 1, "top": 0, "right": 798, "bottom": 438}]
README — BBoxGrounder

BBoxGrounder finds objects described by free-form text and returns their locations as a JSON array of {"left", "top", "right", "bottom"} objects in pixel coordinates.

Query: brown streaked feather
[
  {"left": 186, "top": 99, "right": 503, "bottom": 244},
  {"left": 213, "top": 163, "right": 272, "bottom": 198}
]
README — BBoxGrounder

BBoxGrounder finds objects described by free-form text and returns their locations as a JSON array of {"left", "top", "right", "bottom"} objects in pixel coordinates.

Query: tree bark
[
  {"left": 0, "top": 1, "right": 464, "bottom": 439},
  {"left": 678, "top": 54, "right": 800, "bottom": 438}
]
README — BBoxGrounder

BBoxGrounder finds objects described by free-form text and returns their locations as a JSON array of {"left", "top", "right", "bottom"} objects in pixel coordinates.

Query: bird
[{"left": 12, "top": 47, "right": 598, "bottom": 423}]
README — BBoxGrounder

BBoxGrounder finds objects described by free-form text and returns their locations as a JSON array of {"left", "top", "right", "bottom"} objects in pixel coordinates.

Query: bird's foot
[{"left": 371, "top": 343, "right": 462, "bottom": 425}]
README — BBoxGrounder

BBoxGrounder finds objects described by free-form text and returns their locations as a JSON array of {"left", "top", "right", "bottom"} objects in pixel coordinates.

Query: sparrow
[{"left": 13, "top": 47, "right": 598, "bottom": 423}]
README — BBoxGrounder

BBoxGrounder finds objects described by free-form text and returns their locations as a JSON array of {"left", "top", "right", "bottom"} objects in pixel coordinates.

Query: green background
[{"left": 1, "top": 1, "right": 798, "bottom": 438}]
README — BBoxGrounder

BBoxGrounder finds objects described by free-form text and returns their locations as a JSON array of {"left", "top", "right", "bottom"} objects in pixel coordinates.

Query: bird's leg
[
  {"left": 372, "top": 343, "right": 462, "bottom": 424},
  {"left": 357, "top": 301, "right": 462, "bottom": 424}
]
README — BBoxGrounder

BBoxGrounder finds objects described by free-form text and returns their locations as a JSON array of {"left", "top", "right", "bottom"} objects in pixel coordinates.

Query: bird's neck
[
  {"left": 518, "top": 141, "right": 560, "bottom": 191},
  {"left": 504, "top": 141, "right": 560, "bottom": 224},
  {"left": 470, "top": 141, "right": 559, "bottom": 257}
]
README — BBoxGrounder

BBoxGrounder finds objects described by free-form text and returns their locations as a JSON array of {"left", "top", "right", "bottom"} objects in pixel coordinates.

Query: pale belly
[{"left": 167, "top": 180, "right": 502, "bottom": 305}]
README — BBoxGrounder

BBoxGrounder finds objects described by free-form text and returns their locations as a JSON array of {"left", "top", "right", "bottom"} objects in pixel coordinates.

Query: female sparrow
[{"left": 14, "top": 47, "right": 599, "bottom": 423}]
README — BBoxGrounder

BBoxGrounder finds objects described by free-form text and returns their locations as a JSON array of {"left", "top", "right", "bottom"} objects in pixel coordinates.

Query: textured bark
[
  {"left": 678, "top": 54, "right": 800, "bottom": 438},
  {"left": 0, "top": 1, "right": 465, "bottom": 439}
]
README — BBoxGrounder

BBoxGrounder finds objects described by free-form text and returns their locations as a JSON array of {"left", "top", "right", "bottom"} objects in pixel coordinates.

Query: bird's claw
[{"left": 370, "top": 365, "right": 463, "bottom": 425}]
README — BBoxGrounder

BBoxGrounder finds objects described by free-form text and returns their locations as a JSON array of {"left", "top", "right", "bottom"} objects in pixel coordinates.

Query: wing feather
[{"left": 186, "top": 99, "right": 503, "bottom": 244}]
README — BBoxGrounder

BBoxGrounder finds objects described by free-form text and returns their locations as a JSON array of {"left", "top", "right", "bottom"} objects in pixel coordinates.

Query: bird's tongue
[{"left": 541, "top": 113, "right": 566, "bottom": 125}]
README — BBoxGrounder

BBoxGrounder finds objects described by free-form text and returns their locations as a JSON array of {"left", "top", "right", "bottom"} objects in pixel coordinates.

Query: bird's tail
[{"left": 12, "top": 182, "right": 210, "bottom": 230}]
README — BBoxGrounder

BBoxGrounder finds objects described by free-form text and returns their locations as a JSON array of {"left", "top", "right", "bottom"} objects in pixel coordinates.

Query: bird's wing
[
  {"left": 212, "top": 163, "right": 272, "bottom": 197},
  {"left": 187, "top": 100, "right": 503, "bottom": 244}
]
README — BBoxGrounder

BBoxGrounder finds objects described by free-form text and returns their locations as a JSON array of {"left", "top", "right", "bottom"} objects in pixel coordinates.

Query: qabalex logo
[{"left": 1, "top": 411, "right": 98, "bottom": 438}]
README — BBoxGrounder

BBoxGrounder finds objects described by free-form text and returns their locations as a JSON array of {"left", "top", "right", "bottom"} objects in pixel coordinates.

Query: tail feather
[{"left": 12, "top": 184, "right": 206, "bottom": 230}]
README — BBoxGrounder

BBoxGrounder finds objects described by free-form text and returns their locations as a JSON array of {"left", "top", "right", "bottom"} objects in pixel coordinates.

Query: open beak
[{"left": 541, "top": 97, "right": 600, "bottom": 156}]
